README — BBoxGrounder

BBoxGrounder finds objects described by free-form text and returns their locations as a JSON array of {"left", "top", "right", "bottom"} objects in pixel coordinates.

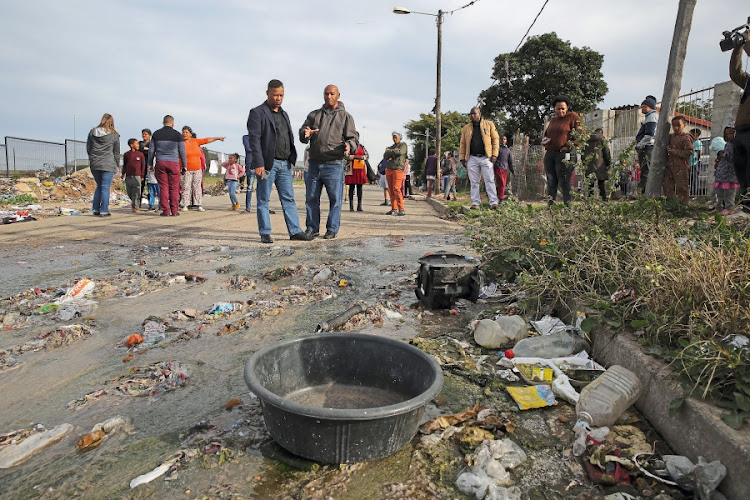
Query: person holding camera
[{"left": 728, "top": 29, "right": 750, "bottom": 207}]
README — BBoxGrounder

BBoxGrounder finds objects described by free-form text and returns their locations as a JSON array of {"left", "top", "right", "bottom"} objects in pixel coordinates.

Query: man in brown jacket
[{"left": 459, "top": 107, "right": 500, "bottom": 209}]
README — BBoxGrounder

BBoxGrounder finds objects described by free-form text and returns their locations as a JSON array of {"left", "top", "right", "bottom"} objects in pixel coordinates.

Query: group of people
[{"left": 87, "top": 114, "right": 225, "bottom": 217}]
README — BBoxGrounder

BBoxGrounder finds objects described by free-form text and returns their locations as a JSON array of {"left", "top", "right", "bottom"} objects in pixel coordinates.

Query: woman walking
[
  {"left": 87, "top": 113, "right": 120, "bottom": 217},
  {"left": 383, "top": 132, "right": 407, "bottom": 216},
  {"left": 542, "top": 95, "right": 580, "bottom": 206},
  {"left": 345, "top": 144, "right": 369, "bottom": 211},
  {"left": 180, "top": 126, "right": 224, "bottom": 212}
]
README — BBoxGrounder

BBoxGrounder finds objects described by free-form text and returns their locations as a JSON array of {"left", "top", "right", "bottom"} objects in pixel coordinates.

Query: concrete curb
[
  {"left": 422, "top": 195, "right": 451, "bottom": 217},
  {"left": 591, "top": 326, "right": 750, "bottom": 499}
]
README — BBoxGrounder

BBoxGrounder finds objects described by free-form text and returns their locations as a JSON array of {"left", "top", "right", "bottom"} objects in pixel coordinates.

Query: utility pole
[
  {"left": 436, "top": 10, "right": 443, "bottom": 181},
  {"left": 645, "top": 0, "right": 697, "bottom": 198}
]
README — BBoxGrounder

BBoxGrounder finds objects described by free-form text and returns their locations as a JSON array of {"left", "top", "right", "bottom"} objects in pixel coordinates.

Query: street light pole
[{"left": 436, "top": 9, "right": 443, "bottom": 171}]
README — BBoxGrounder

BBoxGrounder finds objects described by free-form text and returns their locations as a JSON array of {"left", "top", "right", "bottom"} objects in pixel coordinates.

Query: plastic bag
[{"left": 506, "top": 385, "right": 556, "bottom": 410}]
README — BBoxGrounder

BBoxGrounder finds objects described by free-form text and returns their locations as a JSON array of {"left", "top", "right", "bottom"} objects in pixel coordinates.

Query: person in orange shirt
[{"left": 180, "top": 125, "right": 224, "bottom": 212}]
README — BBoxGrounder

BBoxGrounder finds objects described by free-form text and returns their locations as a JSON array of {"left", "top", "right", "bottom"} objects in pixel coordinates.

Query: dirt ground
[{"left": 0, "top": 185, "right": 688, "bottom": 499}]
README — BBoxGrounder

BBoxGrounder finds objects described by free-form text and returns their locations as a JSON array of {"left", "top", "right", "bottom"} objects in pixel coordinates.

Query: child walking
[
  {"left": 122, "top": 138, "right": 146, "bottom": 212},
  {"left": 711, "top": 125, "right": 739, "bottom": 215},
  {"left": 222, "top": 153, "right": 245, "bottom": 210},
  {"left": 665, "top": 116, "right": 693, "bottom": 202}
]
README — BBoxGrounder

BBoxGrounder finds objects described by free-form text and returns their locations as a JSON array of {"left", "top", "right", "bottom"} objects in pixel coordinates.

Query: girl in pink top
[{"left": 222, "top": 154, "right": 246, "bottom": 210}]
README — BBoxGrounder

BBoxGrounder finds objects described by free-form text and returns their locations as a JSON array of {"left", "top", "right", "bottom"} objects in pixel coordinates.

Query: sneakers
[
  {"left": 397, "top": 210, "right": 405, "bottom": 216},
  {"left": 260, "top": 234, "right": 274, "bottom": 244},
  {"left": 196, "top": 206, "right": 205, "bottom": 212},
  {"left": 241, "top": 209, "right": 252, "bottom": 214},
  {"left": 380, "top": 200, "right": 390, "bottom": 206},
  {"left": 385, "top": 210, "right": 396, "bottom": 215},
  {"left": 160, "top": 212, "right": 169, "bottom": 217},
  {"left": 181, "top": 207, "right": 188, "bottom": 212},
  {"left": 323, "top": 230, "right": 337, "bottom": 239},
  {"left": 305, "top": 229, "right": 320, "bottom": 239}
]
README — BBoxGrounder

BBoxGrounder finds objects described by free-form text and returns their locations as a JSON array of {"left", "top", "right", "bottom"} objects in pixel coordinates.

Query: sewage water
[
  {"left": 0, "top": 233, "right": 468, "bottom": 498},
  {"left": 286, "top": 383, "right": 406, "bottom": 409}
]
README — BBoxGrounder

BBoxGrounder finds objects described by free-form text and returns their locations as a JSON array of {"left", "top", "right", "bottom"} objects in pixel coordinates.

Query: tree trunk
[{"left": 645, "top": 0, "right": 697, "bottom": 198}]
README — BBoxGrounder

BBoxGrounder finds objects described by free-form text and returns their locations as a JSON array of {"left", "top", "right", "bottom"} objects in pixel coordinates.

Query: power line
[
  {"left": 448, "top": 0, "right": 483, "bottom": 15},
  {"left": 514, "top": 0, "right": 551, "bottom": 51}
]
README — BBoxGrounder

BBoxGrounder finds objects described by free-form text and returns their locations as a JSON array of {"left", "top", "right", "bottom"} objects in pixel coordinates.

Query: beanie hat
[{"left": 641, "top": 95, "right": 657, "bottom": 109}]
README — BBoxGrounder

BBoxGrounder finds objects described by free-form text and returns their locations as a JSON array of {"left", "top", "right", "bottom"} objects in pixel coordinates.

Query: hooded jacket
[
  {"left": 86, "top": 127, "right": 120, "bottom": 173},
  {"left": 730, "top": 44, "right": 750, "bottom": 130},
  {"left": 583, "top": 132, "right": 612, "bottom": 180},
  {"left": 299, "top": 101, "right": 358, "bottom": 162}
]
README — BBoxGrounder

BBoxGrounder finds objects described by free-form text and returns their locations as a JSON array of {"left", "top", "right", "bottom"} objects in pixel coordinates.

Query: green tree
[
  {"left": 479, "top": 32, "right": 608, "bottom": 141},
  {"left": 675, "top": 98, "right": 712, "bottom": 122}
]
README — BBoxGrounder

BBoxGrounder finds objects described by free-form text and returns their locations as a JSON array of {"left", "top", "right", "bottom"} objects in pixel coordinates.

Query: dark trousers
[
  {"left": 404, "top": 175, "right": 413, "bottom": 196},
  {"left": 638, "top": 146, "right": 653, "bottom": 194},
  {"left": 348, "top": 184, "right": 363, "bottom": 209},
  {"left": 543, "top": 150, "right": 571, "bottom": 204},
  {"left": 588, "top": 179, "right": 607, "bottom": 200},
  {"left": 125, "top": 175, "right": 142, "bottom": 208},
  {"left": 734, "top": 129, "right": 750, "bottom": 206},
  {"left": 155, "top": 161, "right": 181, "bottom": 215}
]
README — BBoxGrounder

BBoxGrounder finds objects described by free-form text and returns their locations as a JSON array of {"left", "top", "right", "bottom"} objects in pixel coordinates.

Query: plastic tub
[{"left": 244, "top": 333, "right": 444, "bottom": 463}]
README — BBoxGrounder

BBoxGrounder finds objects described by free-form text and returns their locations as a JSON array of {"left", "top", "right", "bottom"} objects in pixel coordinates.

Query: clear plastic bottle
[
  {"left": 576, "top": 365, "right": 643, "bottom": 427},
  {"left": 504, "top": 329, "right": 588, "bottom": 359}
]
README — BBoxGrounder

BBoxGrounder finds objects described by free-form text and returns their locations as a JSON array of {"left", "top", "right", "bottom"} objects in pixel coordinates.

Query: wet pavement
[{"left": 0, "top": 187, "right": 694, "bottom": 499}]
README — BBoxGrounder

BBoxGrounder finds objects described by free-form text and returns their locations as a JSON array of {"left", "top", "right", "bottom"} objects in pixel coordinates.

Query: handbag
[
  {"left": 353, "top": 159, "right": 365, "bottom": 170},
  {"left": 345, "top": 161, "right": 353, "bottom": 176}
]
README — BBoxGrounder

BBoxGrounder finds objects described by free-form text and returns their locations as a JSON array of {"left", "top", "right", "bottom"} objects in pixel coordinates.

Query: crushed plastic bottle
[
  {"left": 504, "top": 329, "right": 588, "bottom": 359},
  {"left": 473, "top": 316, "right": 527, "bottom": 349},
  {"left": 575, "top": 365, "right": 643, "bottom": 427}
]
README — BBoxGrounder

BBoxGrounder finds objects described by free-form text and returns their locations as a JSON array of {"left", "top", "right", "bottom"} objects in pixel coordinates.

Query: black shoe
[
  {"left": 305, "top": 229, "right": 319, "bottom": 239},
  {"left": 349, "top": 207, "right": 354, "bottom": 211},
  {"left": 323, "top": 230, "right": 337, "bottom": 239},
  {"left": 260, "top": 234, "right": 274, "bottom": 244},
  {"left": 93, "top": 211, "right": 100, "bottom": 216},
  {"left": 380, "top": 200, "right": 390, "bottom": 206},
  {"left": 357, "top": 205, "right": 363, "bottom": 212},
  {"left": 160, "top": 212, "right": 169, "bottom": 217},
  {"left": 290, "top": 231, "right": 312, "bottom": 241},
  {"left": 172, "top": 212, "right": 180, "bottom": 216},
  {"left": 397, "top": 210, "right": 405, "bottom": 216},
  {"left": 385, "top": 210, "right": 396, "bottom": 215}
]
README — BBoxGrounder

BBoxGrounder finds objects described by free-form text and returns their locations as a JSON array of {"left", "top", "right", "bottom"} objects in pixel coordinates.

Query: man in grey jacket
[{"left": 299, "top": 84, "right": 359, "bottom": 239}]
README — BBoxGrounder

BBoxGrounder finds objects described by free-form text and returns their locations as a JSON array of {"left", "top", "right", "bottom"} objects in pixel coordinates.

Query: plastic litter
[
  {"left": 722, "top": 334, "right": 748, "bottom": 350},
  {"left": 58, "top": 278, "right": 95, "bottom": 303},
  {"left": 208, "top": 302, "right": 234, "bottom": 314},
  {"left": 0, "top": 423, "right": 74, "bottom": 468},
  {"left": 576, "top": 365, "right": 643, "bottom": 427},
  {"left": 663, "top": 455, "right": 727, "bottom": 498},
  {"left": 506, "top": 384, "right": 556, "bottom": 410},
  {"left": 312, "top": 267, "right": 333, "bottom": 283},
  {"left": 473, "top": 316, "right": 527, "bottom": 349},
  {"left": 572, "top": 419, "right": 610, "bottom": 456},
  {"left": 316, "top": 303, "right": 366, "bottom": 332},
  {"left": 530, "top": 315, "right": 567, "bottom": 336},
  {"left": 610, "top": 287, "right": 635, "bottom": 303},
  {"left": 76, "top": 416, "right": 129, "bottom": 451},
  {"left": 456, "top": 439, "right": 526, "bottom": 499},
  {"left": 478, "top": 282, "right": 499, "bottom": 299},
  {"left": 505, "top": 329, "right": 588, "bottom": 359}
]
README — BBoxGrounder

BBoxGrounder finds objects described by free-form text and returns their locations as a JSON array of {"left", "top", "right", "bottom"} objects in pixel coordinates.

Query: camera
[{"left": 720, "top": 17, "right": 749, "bottom": 52}]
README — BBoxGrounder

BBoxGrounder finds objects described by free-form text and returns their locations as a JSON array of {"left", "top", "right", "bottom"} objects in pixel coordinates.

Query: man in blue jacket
[
  {"left": 246, "top": 80, "right": 311, "bottom": 243},
  {"left": 635, "top": 95, "right": 659, "bottom": 195}
]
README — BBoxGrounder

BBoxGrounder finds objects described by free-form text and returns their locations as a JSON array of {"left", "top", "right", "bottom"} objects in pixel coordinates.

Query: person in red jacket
[{"left": 122, "top": 138, "right": 146, "bottom": 212}]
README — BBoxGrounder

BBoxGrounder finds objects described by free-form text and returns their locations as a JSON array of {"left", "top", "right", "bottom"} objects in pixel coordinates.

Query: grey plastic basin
[{"left": 244, "top": 333, "right": 443, "bottom": 463}]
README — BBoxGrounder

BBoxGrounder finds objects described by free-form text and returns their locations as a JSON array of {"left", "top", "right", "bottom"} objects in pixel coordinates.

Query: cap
[
  {"left": 641, "top": 95, "right": 657, "bottom": 109},
  {"left": 504, "top": 349, "right": 515, "bottom": 359}
]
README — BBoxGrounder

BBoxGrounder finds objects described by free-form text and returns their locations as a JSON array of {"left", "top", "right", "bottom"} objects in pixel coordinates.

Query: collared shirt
[
  {"left": 268, "top": 103, "right": 291, "bottom": 160},
  {"left": 469, "top": 122, "right": 485, "bottom": 156}
]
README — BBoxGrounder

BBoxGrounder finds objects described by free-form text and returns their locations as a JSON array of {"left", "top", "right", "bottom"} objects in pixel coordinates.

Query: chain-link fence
[
  {"left": 4, "top": 137, "right": 66, "bottom": 175},
  {"left": 0, "top": 145, "right": 6, "bottom": 173},
  {"left": 64, "top": 139, "right": 88, "bottom": 174}
]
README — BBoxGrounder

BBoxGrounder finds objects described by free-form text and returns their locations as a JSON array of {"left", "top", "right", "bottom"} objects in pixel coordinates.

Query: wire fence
[{"left": 1, "top": 136, "right": 243, "bottom": 178}]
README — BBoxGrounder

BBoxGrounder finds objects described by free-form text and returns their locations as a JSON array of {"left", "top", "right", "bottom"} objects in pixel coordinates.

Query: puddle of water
[{"left": 286, "top": 384, "right": 406, "bottom": 409}]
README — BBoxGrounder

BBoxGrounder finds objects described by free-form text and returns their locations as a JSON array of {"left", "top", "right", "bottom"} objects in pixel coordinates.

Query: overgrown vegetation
[
  {"left": 0, "top": 193, "right": 37, "bottom": 206},
  {"left": 468, "top": 199, "right": 750, "bottom": 428}
]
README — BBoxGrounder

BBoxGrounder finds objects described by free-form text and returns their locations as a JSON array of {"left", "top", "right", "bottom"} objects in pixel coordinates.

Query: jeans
[
  {"left": 91, "top": 169, "right": 114, "bottom": 214},
  {"left": 227, "top": 180, "right": 238, "bottom": 205},
  {"left": 256, "top": 159, "right": 303, "bottom": 236},
  {"left": 147, "top": 183, "right": 160, "bottom": 208},
  {"left": 244, "top": 173, "right": 256, "bottom": 210},
  {"left": 444, "top": 174, "right": 457, "bottom": 198},
  {"left": 467, "top": 155, "right": 499, "bottom": 205},
  {"left": 637, "top": 146, "right": 653, "bottom": 194},
  {"left": 306, "top": 160, "right": 345, "bottom": 234},
  {"left": 543, "top": 150, "right": 572, "bottom": 204}
]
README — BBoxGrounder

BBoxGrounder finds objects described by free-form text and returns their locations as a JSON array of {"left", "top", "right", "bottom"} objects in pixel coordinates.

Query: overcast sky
[{"left": 1, "top": 0, "right": 747, "bottom": 162}]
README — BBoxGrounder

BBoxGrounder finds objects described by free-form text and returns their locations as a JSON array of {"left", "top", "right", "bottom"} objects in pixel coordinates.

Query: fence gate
[{"left": 4, "top": 136, "right": 66, "bottom": 176}]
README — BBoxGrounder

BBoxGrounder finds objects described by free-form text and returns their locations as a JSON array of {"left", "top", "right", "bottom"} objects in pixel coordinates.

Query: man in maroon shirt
[{"left": 122, "top": 138, "right": 146, "bottom": 212}]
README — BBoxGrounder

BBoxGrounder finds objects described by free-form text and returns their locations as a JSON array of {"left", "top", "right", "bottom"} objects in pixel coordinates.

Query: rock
[{"left": 473, "top": 315, "right": 527, "bottom": 349}]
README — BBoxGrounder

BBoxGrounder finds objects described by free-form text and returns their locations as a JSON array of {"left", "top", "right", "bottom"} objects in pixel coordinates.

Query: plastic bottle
[
  {"left": 575, "top": 365, "right": 643, "bottom": 427},
  {"left": 504, "top": 329, "right": 588, "bottom": 359},
  {"left": 473, "top": 315, "right": 527, "bottom": 349}
]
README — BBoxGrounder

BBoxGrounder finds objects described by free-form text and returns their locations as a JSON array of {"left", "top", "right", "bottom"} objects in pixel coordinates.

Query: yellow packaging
[
  {"left": 531, "top": 367, "right": 553, "bottom": 382},
  {"left": 506, "top": 385, "right": 557, "bottom": 410}
]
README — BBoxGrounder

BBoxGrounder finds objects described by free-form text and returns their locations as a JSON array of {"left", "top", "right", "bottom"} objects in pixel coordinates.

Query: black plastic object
[
  {"left": 415, "top": 251, "right": 483, "bottom": 309},
  {"left": 315, "top": 303, "right": 366, "bottom": 332},
  {"left": 244, "top": 333, "right": 443, "bottom": 463}
]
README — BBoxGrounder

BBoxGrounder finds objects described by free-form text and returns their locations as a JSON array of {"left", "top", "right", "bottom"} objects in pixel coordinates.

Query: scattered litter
[
  {"left": 0, "top": 423, "right": 74, "bottom": 468},
  {"left": 473, "top": 316, "right": 526, "bottom": 349},
  {"left": 529, "top": 315, "right": 566, "bottom": 336},
  {"left": 225, "top": 398, "right": 243, "bottom": 410},
  {"left": 58, "top": 278, "right": 95, "bottom": 303},
  {"left": 506, "top": 385, "right": 556, "bottom": 410},
  {"left": 130, "top": 456, "right": 180, "bottom": 489},
  {"left": 76, "top": 416, "right": 130, "bottom": 451},
  {"left": 456, "top": 439, "right": 526, "bottom": 498},
  {"left": 610, "top": 287, "right": 635, "bottom": 303},
  {"left": 312, "top": 267, "right": 333, "bottom": 283},
  {"left": 577, "top": 365, "right": 642, "bottom": 427},
  {"left": 663, "top": 455, "right": 727, "bottom": 497},
  {"left": 496, "top": 369, "right": 520, "bottom": 382},
  {"left": 316, "top": 303, "right": 366, "bottom": 332},
  {"left": 722, "top": 334, "right": 748, "bottom": 350},
  {"left": 478, "top": 282, "right": 499, "bottom": 299}
]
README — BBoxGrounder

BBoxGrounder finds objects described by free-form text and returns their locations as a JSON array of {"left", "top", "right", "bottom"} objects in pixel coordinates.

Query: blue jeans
[
  {"left": 227, "top": 180, "right": 238, "bottom": 205},
  {"left": 91, "top": 169, "right": 114, "bottom": 214},
  {"left": 256, "top": 160, "right": 303, "bottom": 237},
  {"left": 148, "top": 183, "right": 160, "bottom": 208},
  {"left": 306, "top": 160, "right": 344, "bottom": 234},
  {"left": 244, "top": 173, "right": 256, "bottom": 210}
]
